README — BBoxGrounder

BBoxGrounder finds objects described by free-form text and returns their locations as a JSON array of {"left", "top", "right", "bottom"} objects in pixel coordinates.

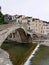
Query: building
[
  {"left": 15, "top": 15, "right": 26, "bottom": 24},
  {"left": 32, "top": 18, "right": 43, "bottom": 35},
  {"left": 3, "top": 12, "right": 49, "bottom": 35},
  {"left": 15, "top": 15, "right": 23, "bottom": 23},
  {"left": 12, "top": 15, "right": 49, "bottom": 35},
  {"left": 46, "top": 23, "right": 49, "bottom": 35},
  {"left": 25, "top": 17, "right": 33, "bottom": 32},
  {"left": 4, "top": 14, "right": 12, "bottom": 23},
  {"left": 22, "top": 17, "right": 27, "bottom": 23},
  {"left": 42, "top": 21, "right": 49, "bottom": 35}
]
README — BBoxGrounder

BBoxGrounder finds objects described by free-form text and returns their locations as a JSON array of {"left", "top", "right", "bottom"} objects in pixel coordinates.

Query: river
[
  {"left": 30, "top": 44, "right": 49, "bottom": 65},
  {"left": 1, "top": 41, "right": 49, "bottom": 65},
  {"left": 24, "top": 44, "right": 40, "bottom": 65},
  {"left": 1, "top": 41, "right": 36, "bottom": 65},
  {"left": 24, "top": 42, "right": 49, "bottom": 65}
]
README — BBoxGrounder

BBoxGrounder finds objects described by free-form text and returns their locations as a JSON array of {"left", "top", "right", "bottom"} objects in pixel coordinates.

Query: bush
[{"left": 0, "top": 12, "right": 5, "bottom": 24}]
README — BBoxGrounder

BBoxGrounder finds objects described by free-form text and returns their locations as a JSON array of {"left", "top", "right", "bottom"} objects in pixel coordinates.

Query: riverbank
[
  {"left": 0, "top": 48, "right": 13, "bottom": 65},
  {"left": 1, "top": 41, "right": 37, "bottom": 65}
]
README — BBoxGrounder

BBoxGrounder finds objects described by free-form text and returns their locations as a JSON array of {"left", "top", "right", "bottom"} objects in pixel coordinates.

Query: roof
[
  {"left": 32, "top": 18, "right": 39, "bottom": 21},
  {"left": 16, "top": 15, "right": 23, "bottom": 18},
  {"left": 25, "top": 17, "right": 32, "bottom": 19},
  {"left": 42, "top": 21, "right": 49, "bottom": 24}
]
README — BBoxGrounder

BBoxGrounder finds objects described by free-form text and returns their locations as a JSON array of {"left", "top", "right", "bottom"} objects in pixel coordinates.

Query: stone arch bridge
[{"left": 0, "top": 23, "right": 33, "bottom": 46}]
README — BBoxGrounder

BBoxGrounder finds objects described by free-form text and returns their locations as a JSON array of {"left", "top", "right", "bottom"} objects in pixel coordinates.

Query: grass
[{"left": 1, "top": 41, "right": 37, "bottom": 65}]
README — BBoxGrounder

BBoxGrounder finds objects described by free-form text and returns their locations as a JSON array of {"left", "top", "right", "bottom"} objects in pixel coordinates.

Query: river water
[
  {"left": 24, "top": 43, "right": 49, "bottom": 65},
  {"left": 1, "top": 41, "right": 49, "bottom": 65},
  {"left": 24, "top": 44, "right": 40, "bottom": 65},
  {"left": 1, "top": 41, "right": 36, "bottom": 65}
]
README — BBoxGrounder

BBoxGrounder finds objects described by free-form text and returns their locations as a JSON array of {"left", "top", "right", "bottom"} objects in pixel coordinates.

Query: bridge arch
[
  {"left": 0, "top": 25, "right": 32, "bottom": 46},
  {"left": 7, "top": 28, "right": 28, "bottom": 43}
]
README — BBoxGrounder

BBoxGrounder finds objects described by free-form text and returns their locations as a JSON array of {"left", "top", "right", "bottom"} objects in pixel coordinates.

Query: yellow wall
[{"left": 32, "top": 19, "right": 43, "bottom": 34}]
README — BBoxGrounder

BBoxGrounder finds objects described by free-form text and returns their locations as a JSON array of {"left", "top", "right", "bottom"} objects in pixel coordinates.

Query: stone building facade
[
  {"left": 42, "top": 21, "right": 49, "bottom": 35},
  {"left": 4, "top": 13, "right": 49, "bottom": 35}
]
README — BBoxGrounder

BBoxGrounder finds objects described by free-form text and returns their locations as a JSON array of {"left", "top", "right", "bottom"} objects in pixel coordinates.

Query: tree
[{"left": 0, "top": 11, "right": 4, "bottom": 24}]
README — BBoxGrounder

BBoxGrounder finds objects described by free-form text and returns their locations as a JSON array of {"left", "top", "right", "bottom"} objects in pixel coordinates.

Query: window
[
  {"left": 28, "top": 20, "right": 30, "bottom": 22},
  {"left": 32, "top": 18, "right": 35, "bottom": 21},
  {"left": 18, "top": 20, "right": 20, "bottom": 23},
  {"left": 18, "top": 20, "right": 22, "bottom": 24},
  {"left": 36, "top": 23, "right": 37, "bottom": 27},
  {"left": 29, "top": 27, "right": 30, "bottom": 30},
  {"left": 27, "top": 20, "right": 30, "bottom": 25},
  {"left": 43, "top": 31, "right": 44, "bottom": 33},
  {"left": 41, "top": 31, "right": 42, "bottom": 33},
  {"left": 13, "top": 33, "right": 15, "bottom": 38}
]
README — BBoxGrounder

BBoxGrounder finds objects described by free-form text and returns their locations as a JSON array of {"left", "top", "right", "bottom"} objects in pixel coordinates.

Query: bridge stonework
[{"left": 0, "top": 23, "right": 33, "bottom": 46}]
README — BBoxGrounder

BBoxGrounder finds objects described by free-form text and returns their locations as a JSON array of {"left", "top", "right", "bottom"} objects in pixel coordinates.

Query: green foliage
[
  {"left": 0, "top": 12, "right": 8, "bottom": 24},
  {"left": 0, "top": 12, "right": 4, "bottom": 24},
  {"left": 0, "top": 12, "right": 2, "bottom": 17}
]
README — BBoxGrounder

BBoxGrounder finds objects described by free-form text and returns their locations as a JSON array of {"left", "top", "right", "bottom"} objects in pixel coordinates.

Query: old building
[
  {"left": 12, "top": 15, "right": 49, "bottom": 35},
  {"left": 24, "top": 17, "right": 33, "bottom": 32},
  {"left": 42, "top": 21, "right": 49, "bottom": 35},
  {"left": 22, "top": 17, "right": 27, "bottom": 23},
  {"left": 3, "top": 13, "right": 49, "bottom": 35},
  {"left": 4, "top": 14, "right": 12, "bottom": 23},
  {"left": 32, "top": 18, "right": 43, "bottom": 34},
  {"left": 16, "top": 15, "right": 23, "bottom": 23}
]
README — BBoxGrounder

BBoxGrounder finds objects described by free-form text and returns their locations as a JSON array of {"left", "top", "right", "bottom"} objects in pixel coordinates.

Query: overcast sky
[{"left": 0, "top": 0, "right": 49, "bottom": 21}]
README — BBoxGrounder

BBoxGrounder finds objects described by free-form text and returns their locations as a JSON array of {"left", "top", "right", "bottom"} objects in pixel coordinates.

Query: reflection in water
[
  {"left": 40, "top": 58, "right": 49, "bottom": 65},
  {"left": 24, "top": 44, "right": 40, "bottom": 65},
  {"left": 31, "top": 44, "right": 49, "bottom": 65},
  {"left": 1, "top": 41, "right": 49, "bottom": 65},
  {"left": 1, "top": 42, "right": 36, "bottom": 65}
]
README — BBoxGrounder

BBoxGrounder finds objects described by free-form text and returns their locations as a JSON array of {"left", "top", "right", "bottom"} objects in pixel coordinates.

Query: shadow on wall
[
  {"left": 6, "top": 28, "right": 32, "bottom": 43},
  {"left": 17, "top": 28, "right": 32, "bottom": 43}
]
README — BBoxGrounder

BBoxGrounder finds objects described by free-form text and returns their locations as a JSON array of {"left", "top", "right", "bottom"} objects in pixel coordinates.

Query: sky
[{"left": 0, "top": 0, "right": 49, "bottom": 21}]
